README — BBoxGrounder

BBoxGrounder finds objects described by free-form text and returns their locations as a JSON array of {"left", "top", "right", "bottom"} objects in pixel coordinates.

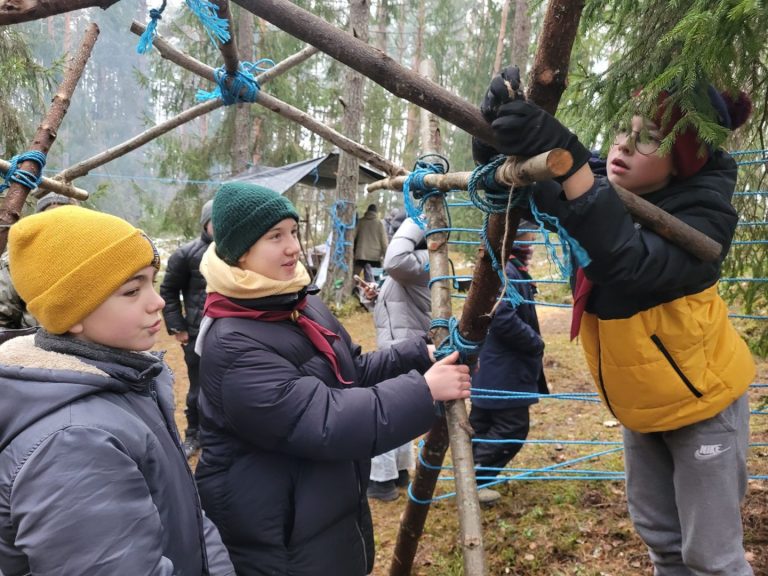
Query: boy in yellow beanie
[{"left": 0, "top": 206, "right": 234, "bottom": 575}]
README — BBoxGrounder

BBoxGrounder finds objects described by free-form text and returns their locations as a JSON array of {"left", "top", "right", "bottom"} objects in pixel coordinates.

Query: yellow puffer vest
[{"left": 579, "top": 284, "right": 755, "bottom": 433}]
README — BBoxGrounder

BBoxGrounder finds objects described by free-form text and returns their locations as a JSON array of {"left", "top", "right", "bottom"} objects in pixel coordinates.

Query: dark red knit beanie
[{"left": 654, "top": 85, "right": 752, "bottom": 179}]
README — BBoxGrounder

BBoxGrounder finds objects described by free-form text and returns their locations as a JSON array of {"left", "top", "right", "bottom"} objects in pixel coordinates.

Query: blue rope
[
  {"left": 401, "top": 160, "right": 446, "bottom": 229},
  {"left": 0, "top": 151, "right": 47, "bottom": 193},
  {"left": 185, "top": 0, "right": 230, "bottom": 46},
  {"left": 529, "top": 194, "right": 591, "bottom": 277},
  {"left": 480, "top": 216, "right": 525, "bottom": 308},
  {"left": 136, "top": 0, "right": 167, "bottom": 54},
  {"left": 328, "top": 200, "right": 355, "bottom": 272},
  {"left": 466, "top": 155, "right": 509, "bottom": 214},
  {"left": 430, "top": 317, "right": 483, "bottom": 362},
  {"left": 196, "top": 59, "right": 273, "bottom": 104}
]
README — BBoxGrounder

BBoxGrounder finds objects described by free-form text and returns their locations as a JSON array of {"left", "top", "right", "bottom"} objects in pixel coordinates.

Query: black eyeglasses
[{"left": 612, "top": 128, "right": 663, "bottom": 156}]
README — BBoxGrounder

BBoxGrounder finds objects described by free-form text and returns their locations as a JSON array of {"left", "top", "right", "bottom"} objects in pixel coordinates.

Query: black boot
[{"left": 367, "top": 480, "right": 399, "bottom": 502}]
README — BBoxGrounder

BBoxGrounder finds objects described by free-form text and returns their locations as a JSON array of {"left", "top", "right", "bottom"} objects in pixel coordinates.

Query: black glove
[
  {"left": 480, "top": 65, "right": 524, "bottom": 121},
  {"left": 472, "top": 65, "right": 525, "bottom": 165},
  {"left": 490, "top": 99, "right": 591, "bottom": 182}
]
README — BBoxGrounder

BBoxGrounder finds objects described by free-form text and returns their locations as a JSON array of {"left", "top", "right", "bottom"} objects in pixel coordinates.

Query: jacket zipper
[
  {"left": 596, "top": 340, "right": 617, "bottom": 418},
  {"left": 650, "top": 334, "right": 703, "bottom": 398}
]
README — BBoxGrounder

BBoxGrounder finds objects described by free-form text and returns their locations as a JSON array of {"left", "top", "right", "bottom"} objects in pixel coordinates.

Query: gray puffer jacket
[
  {"left": 373, "top": 218, "right": 431, "bottom": 349},
  {"left": 0, "top": 331, "right": 234, "bottom": 576}
]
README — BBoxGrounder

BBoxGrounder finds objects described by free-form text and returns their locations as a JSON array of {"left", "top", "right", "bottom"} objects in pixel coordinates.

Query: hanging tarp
[{"left": 228, "top": 151, "right": 385, "bottom": 193}]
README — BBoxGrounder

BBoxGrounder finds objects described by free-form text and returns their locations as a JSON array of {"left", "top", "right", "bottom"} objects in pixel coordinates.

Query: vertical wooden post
[{"left": 0, "top": 23, "right": 99, "bottom": 253}]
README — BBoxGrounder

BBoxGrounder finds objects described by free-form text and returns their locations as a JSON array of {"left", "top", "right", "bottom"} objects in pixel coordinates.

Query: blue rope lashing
[
  {"left": 430, "top": 317, "right": 483, "bottom": 363},
  {"left": 328, "top": 200, "right": 356, "bottom": 272},
  {"left": 196, "top": 59, "right": 274, "bottom": 104},
  {"left": 136, "top": 0, "right": 167, "bottom": 54},
  {"left": 0, "top": 151, "right": 47, "bottom": 193},
  {"left": 480, "top": 216, "right": 524, "bottom": 308},
  {"left": 401, "top": 160, "right": 446, "bottom": 229},
  {"left": 467, "top": 155, "right": 509, "bottom": 214},
  {"left": 528, "top": 194, "right": 591, "bottom": 277},
  {"left": 185, "top": 0, "right": 230, "bottom": 46}
]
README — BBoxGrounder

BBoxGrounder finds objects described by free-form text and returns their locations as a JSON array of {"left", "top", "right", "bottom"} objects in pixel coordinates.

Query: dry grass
[{"left": 157, "top": 290, "right": 768, "bottom": 575}]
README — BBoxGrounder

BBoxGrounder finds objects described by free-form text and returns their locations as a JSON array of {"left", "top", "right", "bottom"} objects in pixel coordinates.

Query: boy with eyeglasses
[{"left": 474, "top": 66, "right": 755, "bottom": 575}]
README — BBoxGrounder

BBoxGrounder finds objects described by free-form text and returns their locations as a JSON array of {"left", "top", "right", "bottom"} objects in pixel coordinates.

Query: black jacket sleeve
[{"left": 160, "top": 246, "right": 191, "bottom": 334}]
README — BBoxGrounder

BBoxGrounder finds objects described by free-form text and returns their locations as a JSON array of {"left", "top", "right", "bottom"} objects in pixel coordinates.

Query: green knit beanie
[{"left": 212, "top": 182, "right": 299, "bottom": 265}]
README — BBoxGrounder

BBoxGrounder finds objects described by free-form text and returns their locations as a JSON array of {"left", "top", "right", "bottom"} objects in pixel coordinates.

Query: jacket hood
[
  {"left": 362, "top": 211, "right": 378, "bottom": 220},
  {"left": 0, "top": 333, "right": 158, "bottom": 451}
]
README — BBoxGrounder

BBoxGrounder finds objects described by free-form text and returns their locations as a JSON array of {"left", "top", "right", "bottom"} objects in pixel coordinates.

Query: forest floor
[{"left": 157, "top": 303, "right": 768, "bottom": 576}]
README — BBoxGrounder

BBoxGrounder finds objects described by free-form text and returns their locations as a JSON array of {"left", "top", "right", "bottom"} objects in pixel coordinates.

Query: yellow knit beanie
[{"left": 8, "top": 206, "right": 160, "bottom": 334}]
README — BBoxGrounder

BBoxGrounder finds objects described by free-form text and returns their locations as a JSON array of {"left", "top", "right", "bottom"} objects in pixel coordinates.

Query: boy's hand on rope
[
  {"left": 491, "top": 100, "right": 591, "bottom": 183},
  {"left": 424, "top": 351, "right": 472, "bottom": 402},
  {"left": 472, "top": 64, "right": 525, "bottom": 165}
]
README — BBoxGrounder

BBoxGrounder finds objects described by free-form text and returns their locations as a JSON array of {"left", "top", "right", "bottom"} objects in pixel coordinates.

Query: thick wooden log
[
  {"left": 527, "top": 0, "right": 585, "bottom": 115},
  {"left": 0, "top": 23, "right": 98, "bottom": 253},
  {"left": 369, "top": 153, "right": 722, "bottom": 263},
  {"left": 368, "top": 150, "right": 572, "bottom": 193},
  {"left": 0, "top": 159, "right": 89, "bottom": 201},
  {"left": 129, "top": 23, "right": 406, "bottom": 178},
  {"left": 0, "top": 0, "right": 118, "bottom": 25},
  {"left": 56, "top": 37, "right": 318, "bottom": 182},
  {"left": 232, "top": 0, "right": 498, "bottom": 147}
]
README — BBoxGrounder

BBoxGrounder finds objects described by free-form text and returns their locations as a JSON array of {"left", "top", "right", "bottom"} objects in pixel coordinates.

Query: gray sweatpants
[{"left": 623, "top": 393, "right": 752, "bottom": 576}]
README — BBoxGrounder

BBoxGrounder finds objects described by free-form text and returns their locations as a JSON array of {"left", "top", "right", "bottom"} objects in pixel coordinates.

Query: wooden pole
[
  {"left": 369, "top": 150, "right": 573, "bottom": 193},
  {"left": 368, "top": 155, "right": 722, "bottom": 263},
  {"left": 129, "top": 23, "right": 406, "bottom": 178},
  {"left": 0, "top": 0, "right": 118, "bottom": 25},
  {"left": 0, "top": 23, "right": 99, "bottom": 253},
  {"left": 55, "top": 36, "right": 318, "bottom": 183},
  {"left": 0, "top": 159, "right": 89, "bottom": 201}
]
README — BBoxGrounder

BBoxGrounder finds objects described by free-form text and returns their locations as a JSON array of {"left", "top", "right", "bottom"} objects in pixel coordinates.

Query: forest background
[{"left": 1, "top": 0, "right": 766, "bottom": 349}]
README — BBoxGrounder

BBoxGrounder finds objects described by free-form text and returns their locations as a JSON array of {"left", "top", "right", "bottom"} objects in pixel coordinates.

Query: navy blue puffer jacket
[{"left": 195, "top": 289, "right": 435, "bottom": 576}]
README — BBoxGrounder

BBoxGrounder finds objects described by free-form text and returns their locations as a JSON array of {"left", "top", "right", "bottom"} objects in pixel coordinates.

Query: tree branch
[{"left": 0, "top": 0, "right": 118, "bottom": 25}]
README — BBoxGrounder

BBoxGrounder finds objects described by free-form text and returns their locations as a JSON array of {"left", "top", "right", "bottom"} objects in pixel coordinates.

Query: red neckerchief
[
  {"left": 570, "top": 267, "right": 594, "bottom": 340},
  {"left": 204, "top": 292, "right": 352, "bottom": 385}
]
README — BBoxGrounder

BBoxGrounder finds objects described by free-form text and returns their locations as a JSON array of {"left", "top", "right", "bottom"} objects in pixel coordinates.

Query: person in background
[
  {"left": 353, "top": 203, "right": 388, "bottom": 278},
  {"left": 469, "top": 221, "right": 548, "bottom": 506},
  {"left": 193, "top": 183, "right": 471, "bottom": 576},
  {"left": 160, "top": 199, "right": 213, "bottom": 459},
  {"left": 368, "top": 212, "right": 431, "bottom": 501},
  {"left": 0, "top": 206, "right": 234, "bottom": 575},
  {"left": 477, "top": 64, "right": 755, "bottom": 575},
  {"left": 0, "top": 193, "right": 78, "bottom": 329}
]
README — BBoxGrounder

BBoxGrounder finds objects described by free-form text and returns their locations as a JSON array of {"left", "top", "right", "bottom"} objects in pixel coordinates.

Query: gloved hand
[
  {"left": 472, "top": 65, "right": 525, "bottom": 165},
  {"left": 491, "top": 99, "right": 591, "bottom": 182}
]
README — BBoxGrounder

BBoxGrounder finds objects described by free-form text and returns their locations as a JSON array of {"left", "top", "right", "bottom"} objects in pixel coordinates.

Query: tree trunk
[
  {"left": 324, "top": 0, "right": 369, "bottom": 308},
  {"left": 492, "top": 0, "right": 511, "bottom": 76},
  {"left": 402, "top": 0, "right": 425, "bottom": 168},
  {"left": 231, "top": 4, "right": 255, "bottom": 173},
  {"left": 526, "top": 0, "right": 585, "bottom": 115},
  {"left": 0, "top": 0, "right": 119, "bottom": 24},
  {"left": 0, "top": 23, "right": 98, "bottom": 253},
  {"left": 509, "top": 0, "right": 532, "bottom": 74}
]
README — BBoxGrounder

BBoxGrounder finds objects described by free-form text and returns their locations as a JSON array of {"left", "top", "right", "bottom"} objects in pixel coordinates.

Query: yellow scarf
[{"left": 200, "top": 243, "right": 311, "bottom": 299}]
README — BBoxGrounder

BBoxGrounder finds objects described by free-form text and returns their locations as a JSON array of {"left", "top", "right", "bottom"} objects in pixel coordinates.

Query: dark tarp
[{"left": 227, "top": 151, "right": 385, "bottom": 194}]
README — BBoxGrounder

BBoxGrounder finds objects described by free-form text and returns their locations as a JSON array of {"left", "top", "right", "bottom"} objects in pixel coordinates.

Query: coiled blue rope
[
  {"left": 401, "top": 160, "right": 447, "bottom": 229},
  {"left": 0, "top": 151, "right": 47, "bottom": 193},
  {"left": 196, "top": 59, "right": 274, "bottom": 104},
  {"left": 430, "top": 317, "right": 483, "bottom": 363}
]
